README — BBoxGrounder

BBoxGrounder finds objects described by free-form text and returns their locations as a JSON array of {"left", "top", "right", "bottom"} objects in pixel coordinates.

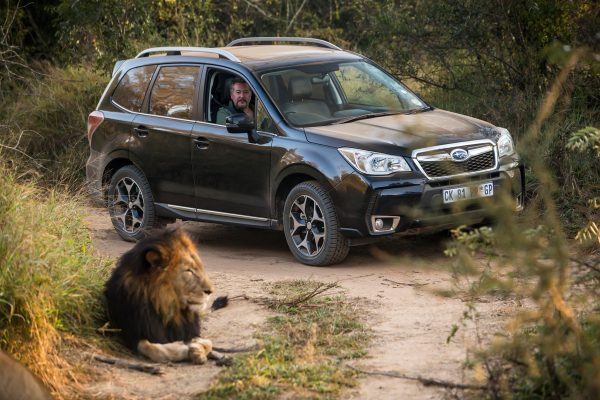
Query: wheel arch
[
  {"left": 273, "top": 166, "right": 334, "bottom": 226},
  {"left": 102, "top": 156, "right": 134, "bottom": 201}
]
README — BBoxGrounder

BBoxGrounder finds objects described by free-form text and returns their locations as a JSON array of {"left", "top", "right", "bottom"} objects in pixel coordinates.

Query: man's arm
[{"left": 216, "top": 107, "right": 232, "bottom": 125}]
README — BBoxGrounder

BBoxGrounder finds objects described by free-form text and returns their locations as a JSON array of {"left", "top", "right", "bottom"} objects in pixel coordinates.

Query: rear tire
[
  {"left": 283, "top": 181, "right": 349, "bottom": 266},
  {"left": 107, "top": 165, "right": 163, "bottom": 242}
]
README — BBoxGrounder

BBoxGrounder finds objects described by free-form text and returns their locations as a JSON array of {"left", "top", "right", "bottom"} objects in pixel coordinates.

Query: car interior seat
[
  {"left": 209, "top": 74, "right": 233, "bottom": 123},
  {"left": 282, "top": 76, "right": 330, "bottom": 124},
  {"left": 287, "top": 77, "right": 329, "bottom": 111}
]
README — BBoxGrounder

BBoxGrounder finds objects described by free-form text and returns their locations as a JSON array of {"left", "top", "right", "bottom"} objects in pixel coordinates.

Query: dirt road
[{"left": 85, "top": 208, "right": 511, "bottom": 399}]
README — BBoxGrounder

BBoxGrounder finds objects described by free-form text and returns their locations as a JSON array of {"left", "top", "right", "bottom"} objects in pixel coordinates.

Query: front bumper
[{"left": 336, "top": 165, "right": 524, "bottom": 238}]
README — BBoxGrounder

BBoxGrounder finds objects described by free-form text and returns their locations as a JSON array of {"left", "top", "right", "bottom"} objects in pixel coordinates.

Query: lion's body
[{"left": 105, "top": 229, "right": 222, "bottom": 363}]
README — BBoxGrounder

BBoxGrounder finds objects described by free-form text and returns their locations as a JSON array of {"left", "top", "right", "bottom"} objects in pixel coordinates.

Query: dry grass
[
  {"left": 198, "top": 280, "right": 371, "bottom": 399},
  {"left": 0, "top": 164, "right": 111, "bottom": 398}
]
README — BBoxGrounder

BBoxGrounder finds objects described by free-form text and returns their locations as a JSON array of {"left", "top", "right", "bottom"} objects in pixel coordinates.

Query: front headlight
[
  {"left": 339, "top": 148, "right": 411, "bottom": 175},
  {"left": 497, "top": 128, "right": 515, "bottom": 158}
]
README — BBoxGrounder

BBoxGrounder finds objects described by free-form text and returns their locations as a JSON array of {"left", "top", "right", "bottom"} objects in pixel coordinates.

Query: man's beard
[{"left": 235, "top": 99, "right": 247, "bottom": 109}]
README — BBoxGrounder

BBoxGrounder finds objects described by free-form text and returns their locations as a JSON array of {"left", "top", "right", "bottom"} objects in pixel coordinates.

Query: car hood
[{"left": 304, "top": 109, "right": 498, "bottom": 155}]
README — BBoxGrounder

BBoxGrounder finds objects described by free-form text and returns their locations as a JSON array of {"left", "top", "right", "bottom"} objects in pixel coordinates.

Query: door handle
[
  {"left": 134, "top": 126, "right": 149, "bottom": 137},
  {"left": 194, "top": 137, "right": 209, "bottom": 149}
]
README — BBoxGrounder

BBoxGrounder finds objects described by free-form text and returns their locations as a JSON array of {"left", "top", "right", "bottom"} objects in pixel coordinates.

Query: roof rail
[
  {"left": 135, "top": 47, "right": 241, "bottom": 62},
  {"left": 227, "top": 37, "right": 342, "bottom": 51},
  {"left": 112, "top": 60, "right": 126, "bottom": 76}
]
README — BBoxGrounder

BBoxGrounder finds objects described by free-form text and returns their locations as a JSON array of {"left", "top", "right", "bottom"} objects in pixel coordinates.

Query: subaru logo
[{"left": 450, "top": 148, "right": 469, "bottom": 162}]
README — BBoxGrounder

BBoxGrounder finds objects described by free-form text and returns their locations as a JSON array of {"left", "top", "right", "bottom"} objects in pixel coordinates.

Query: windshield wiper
[
  {"left": 334, "top": 111, "right": 402, "bottom": 124},
  {"left": 404, "top": 106, "right": 434, "bottom": 115}
]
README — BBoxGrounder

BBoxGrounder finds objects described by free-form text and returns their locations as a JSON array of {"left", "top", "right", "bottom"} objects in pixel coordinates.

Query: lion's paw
[
  {"left": 191, "top": 337, "right": 213, "bottom": 352},
  {"left": 188, "top": 338, "right": 213, "bottom": 364},
  {"left": 188, "top": 343, "right": 209, "bottom": 364}
]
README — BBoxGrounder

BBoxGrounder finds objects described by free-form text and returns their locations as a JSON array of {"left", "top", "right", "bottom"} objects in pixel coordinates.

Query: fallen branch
[
  {"left": 228, "top": 294, "right": 250, "bottom": 301},
  {"left": 382, "top": 278, "right": 428, "bottom": 288},
  {"left": 570, "top": 256, "right": 600, "bottom": 274},
  {"left": 93, "top": 355, "right": 164, "bottom": 375},
  {"left": 283, "top": 282, "right": 339, "bottom": 307},
  {"left": 348, "top": 365, "right": 486, "bottom": 391}
]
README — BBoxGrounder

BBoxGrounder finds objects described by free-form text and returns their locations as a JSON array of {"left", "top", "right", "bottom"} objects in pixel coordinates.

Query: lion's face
[{"left": 142, "top": 230, "right": 215, "bottom": 322}]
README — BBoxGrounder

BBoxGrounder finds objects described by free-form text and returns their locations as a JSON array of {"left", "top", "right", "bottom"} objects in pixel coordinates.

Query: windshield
[{"left": 260, "top": 60, "right": 427, "bottom": 127}]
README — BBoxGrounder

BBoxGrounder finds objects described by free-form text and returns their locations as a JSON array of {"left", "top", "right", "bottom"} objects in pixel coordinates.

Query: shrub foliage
[
  {"left": 0, "top": 1, "right": 598, "bottom": 398},
  {"left": 0, "top": 165, "right": 111, "bottom": 396}
]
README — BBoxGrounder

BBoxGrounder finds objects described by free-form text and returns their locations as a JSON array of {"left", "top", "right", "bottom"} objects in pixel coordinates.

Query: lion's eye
[{"left": 184, "top": 268, "right": 197, "bottom": 277}]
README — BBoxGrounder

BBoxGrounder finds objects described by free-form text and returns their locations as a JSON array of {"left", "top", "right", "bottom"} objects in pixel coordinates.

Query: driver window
[{"left": 206, "top": 70, "right": 255, "bottom": 125}]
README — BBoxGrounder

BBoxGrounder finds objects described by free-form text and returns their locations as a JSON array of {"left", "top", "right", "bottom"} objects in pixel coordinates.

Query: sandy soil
[{"left": 81, "top": 207, "right": 514, "bottom": 399}]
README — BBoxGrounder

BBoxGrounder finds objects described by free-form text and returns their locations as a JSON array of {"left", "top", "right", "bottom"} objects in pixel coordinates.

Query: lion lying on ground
[{"left": 105, "top": 228, "right": 227, "bottom": 364}]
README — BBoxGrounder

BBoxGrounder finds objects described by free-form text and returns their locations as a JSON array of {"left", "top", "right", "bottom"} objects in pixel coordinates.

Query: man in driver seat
[{"left": 216, "top": 77, "right": 254, "bottom": 125}]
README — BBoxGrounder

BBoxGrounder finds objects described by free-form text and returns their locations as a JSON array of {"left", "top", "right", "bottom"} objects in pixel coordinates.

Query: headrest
[{"left": 289, "top": 77, "right": 312, "bottom": 100}]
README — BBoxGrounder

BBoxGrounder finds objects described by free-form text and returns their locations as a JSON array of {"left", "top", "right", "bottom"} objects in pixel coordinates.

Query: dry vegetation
[
  {"left": 0, "top": 167, "right": 112, "bottom": 398},
  {"left": 0, "top": 1, "right": 598, "bottom": 399}
]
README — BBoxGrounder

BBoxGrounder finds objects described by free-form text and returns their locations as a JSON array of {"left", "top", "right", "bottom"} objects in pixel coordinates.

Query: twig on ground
[
  {"left": 570, "top": 256, "right": 600, "bottom": 274},
  {"left": 228, "top": 294, "right": 249, "bottom": 301},
  {"left": 382, "top": 278, "right": 428, "bottom": 288},
  {"left": 335, "top": 273, "right": 375, "bottom": 283},
  {"left": 348, "top": 365, "right": 486, "bottom": 391},
  {"left": 97, "top": 322, "right": 121, "bottom": 334},
  {"left": 283, "top": 281, "right": 339, "bottom": 307},
  {"left": 93, "top": 355, "right": 164, "bottom": 375}
]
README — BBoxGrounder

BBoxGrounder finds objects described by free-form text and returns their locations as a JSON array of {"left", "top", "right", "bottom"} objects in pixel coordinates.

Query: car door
[
  {"left": 129, "top": 64, "right": 201, "bottom": 208},
  {"left": 191, "top": 69, "right": 274, "bottom": 221}
]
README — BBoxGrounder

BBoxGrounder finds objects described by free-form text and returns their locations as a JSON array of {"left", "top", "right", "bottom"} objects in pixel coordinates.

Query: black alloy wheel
[
  {"left": 107, "top": 165, "right": 161, "bottom": 241},
  {"left": 283, "top": 181, "right": 349, "bottom": 266}
]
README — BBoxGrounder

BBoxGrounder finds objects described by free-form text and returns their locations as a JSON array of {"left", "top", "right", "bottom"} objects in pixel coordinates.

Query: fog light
[{"left": 370, "top": 215, "right": 401, "bottom": 234}]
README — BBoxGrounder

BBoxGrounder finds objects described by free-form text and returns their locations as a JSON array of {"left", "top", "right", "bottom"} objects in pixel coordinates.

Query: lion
[{"left": 104, "top": 228, "right": 227, "bottom": 364}]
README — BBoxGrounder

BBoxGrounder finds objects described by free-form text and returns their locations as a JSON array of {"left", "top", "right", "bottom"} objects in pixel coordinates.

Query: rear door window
[
  {"left": 111, "top": 65, "right": 157, "bottom": 112},
  {"left": 148, "top": 66, "right": 201, "bottom": 120}
]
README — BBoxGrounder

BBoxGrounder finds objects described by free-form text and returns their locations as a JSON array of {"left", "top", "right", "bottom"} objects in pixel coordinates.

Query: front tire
[
  {"left": 283, "top": 181, "right": 349, "bottom": 266},
  {"left": 107, "top": 165, "right": 162, "bottom": 242}
]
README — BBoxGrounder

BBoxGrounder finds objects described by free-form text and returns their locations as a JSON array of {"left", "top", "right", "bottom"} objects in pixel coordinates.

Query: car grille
[{"left": 413, "top": 141, "right": 498, "bottom": 180}]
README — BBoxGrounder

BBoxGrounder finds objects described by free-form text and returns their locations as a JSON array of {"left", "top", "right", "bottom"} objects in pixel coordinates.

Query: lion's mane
[{"left": 105, "top": 229, "right": 203, "bottom": 350}]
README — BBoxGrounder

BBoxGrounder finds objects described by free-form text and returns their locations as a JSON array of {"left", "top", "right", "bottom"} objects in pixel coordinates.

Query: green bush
[
  {"left": 1, "top": 65, "right": 108, "bottom": 189},
  {"left": 443, "top": 55, "right": 600, "bottom": 399},
  {"left": 0, "top": 164, "right": 111, "bottom": 395}
]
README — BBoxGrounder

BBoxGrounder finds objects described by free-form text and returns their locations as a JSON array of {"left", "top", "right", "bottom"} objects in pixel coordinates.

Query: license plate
[{"left": 443, "top": 182, "right": 493, "bottom": 204}]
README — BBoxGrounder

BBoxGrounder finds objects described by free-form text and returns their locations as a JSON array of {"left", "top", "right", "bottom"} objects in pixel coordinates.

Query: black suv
[{"left": 86, "top": 37, "right": 524, "bottom": 266}]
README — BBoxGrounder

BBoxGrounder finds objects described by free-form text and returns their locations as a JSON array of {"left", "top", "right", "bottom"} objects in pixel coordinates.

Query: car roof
[
  {"left": 127, "top": 44, "right": 363, "bottom": 75},
  {"left": 221, "top": 45, "right": 362, "bottom": 71}
]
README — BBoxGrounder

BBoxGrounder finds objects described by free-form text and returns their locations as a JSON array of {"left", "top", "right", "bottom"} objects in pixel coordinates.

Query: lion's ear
[{"left": 145, "top": 250, "right": 163, "bottom": 269}]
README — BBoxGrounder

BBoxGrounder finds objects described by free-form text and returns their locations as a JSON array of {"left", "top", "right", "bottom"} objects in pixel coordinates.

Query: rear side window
[
  {"left": 112, "top": 65, "right": 156, "bottom": 112},
  {"left": 149, "top": 66, "right": 200, "bottom": 120}
]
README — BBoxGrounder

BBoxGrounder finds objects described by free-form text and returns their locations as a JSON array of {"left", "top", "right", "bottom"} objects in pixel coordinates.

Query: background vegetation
[{"left": 0, "top": 0, "right": 598, "bottom": 398}]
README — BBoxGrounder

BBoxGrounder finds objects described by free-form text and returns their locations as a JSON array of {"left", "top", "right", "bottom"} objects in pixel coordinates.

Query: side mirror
[{"left": 225, "top": 113, "right": 253, "bottom": 133}]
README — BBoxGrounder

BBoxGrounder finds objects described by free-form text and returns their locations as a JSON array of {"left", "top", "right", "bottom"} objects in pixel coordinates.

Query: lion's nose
[{"left": 204, "top": 288, "right": 213, "bottom": 295}]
